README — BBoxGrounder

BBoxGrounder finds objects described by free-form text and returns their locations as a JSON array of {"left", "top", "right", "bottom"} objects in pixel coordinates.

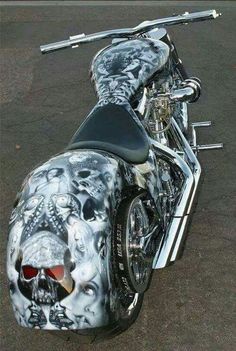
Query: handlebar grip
[
  {"left": 40, "top": 33, "right": 86, "bottom": 54},
  {"left": 40, "top": 40, "right": 71, "bottom": 54}
]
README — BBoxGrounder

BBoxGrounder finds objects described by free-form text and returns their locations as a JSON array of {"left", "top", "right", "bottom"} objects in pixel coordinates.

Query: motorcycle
[{"left": 7, "top": 10, "right": 223, "bottom": 342}]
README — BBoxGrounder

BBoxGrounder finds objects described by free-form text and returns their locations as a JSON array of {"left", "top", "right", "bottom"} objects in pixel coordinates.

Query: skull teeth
[{"left": 32, "top": 288, "right": 57, "bottom": 305}]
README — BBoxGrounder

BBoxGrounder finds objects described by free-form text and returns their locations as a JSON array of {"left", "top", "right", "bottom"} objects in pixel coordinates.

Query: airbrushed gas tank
[{"left": 90, "top": 38, "right": 170, "bottom": 102}]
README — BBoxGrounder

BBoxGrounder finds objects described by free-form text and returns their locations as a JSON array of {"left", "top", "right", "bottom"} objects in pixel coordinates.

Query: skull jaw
[
  {"left": 77, "top": 179, "right": 106, "bottom": 201},
  {"left": 32, "top": 288, "right": 57, "bottom": 305},
  {"left": 18, "top": 277, "right": 72, "bottom": 306}
]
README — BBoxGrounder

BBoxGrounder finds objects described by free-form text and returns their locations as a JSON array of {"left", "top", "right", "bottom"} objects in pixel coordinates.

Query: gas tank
[{"left": 91, "top": 38, "right": 170, "bottom": 103}]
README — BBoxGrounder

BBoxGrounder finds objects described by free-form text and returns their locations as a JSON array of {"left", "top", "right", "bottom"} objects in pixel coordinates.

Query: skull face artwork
[
  {"left": 18, "top": 232, "right": 74, "bottom": 305},
  {"left": 69, "top": 153, "right": 120, "bottom": 207},
  {"left": 7, "top": 150, "right": 123, "bottom": 330},
  {"left": 7, "top": 148, "right": 159, "bottom": 330}
]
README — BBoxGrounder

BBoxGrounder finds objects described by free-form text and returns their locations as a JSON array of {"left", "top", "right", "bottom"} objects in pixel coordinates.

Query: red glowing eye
[
  {"left": 45, "top": 265, "right": 64, "bottom": 280},
  {"left": 22, "top": 266, "right": 38, "bottom": 279}
]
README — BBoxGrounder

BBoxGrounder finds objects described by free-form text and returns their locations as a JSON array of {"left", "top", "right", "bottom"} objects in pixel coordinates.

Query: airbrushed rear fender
[{"left": 7, "top": 148, "right": 160, "bottom": 331}]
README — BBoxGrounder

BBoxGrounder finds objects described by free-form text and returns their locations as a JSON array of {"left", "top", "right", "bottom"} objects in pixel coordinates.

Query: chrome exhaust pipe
[
  {"left": 170, "top": 78, "right": 201, "bottom": 103},
  {"left": 170, "top": 119, "right": 201, "bottom": 262},
  {"left": 151, "top": 118, "right": 201, "bottom": 268}
]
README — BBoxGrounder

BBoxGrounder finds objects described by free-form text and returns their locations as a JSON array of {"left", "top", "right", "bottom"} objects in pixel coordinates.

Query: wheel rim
[{"left": 126, "top": 198, "right": 152, "bottom": 293}]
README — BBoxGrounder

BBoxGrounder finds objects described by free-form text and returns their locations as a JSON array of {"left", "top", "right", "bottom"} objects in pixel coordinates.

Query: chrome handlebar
[{"left": 40, "top": 10, "right": 221, "bottom": 54}]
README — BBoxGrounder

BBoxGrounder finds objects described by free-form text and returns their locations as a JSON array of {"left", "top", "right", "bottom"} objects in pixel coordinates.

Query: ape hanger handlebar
[{"left": 40, "top": 9, "right": 221, "bottom": 54}]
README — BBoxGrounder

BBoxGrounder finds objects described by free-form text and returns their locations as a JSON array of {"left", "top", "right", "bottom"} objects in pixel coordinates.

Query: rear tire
[
  {"left": 103, "top": 292, "right": 144, "bottom": 340},
  {"left": 107, "top": 193, "right": 154, "bottom": 338},
  {"left": 113, "top": 194, "right": 153, "bottom": 294}
]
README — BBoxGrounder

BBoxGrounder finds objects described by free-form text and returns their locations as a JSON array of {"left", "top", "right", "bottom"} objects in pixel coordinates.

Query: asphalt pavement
[{"left": 0, "top": 1, "right": 235, "bottom": 351}]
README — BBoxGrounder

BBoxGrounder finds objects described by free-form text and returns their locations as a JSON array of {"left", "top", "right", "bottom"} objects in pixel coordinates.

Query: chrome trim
[
  {"left": 155, "top": 216, "right": 183, "bottom": 266},
  {"left": 181, "top": 102, "right": 188, "bottom": 133},
  {"left": 192, "top": 121, "right": 212, "bottom": 127},
  {"left": 150, "top": 138, "right": 195, "bottom": 269},
  {"left": 171, "top": 118, "right": 201, "bottom": 216},
  {"left": 135, "top": 88, "right": 148, "bottom": 116},
  {"left": 69, "top": 33, "right": 85, "bottom": 41},
  {"left": 192, "top": 143, "right": 224, "bottom": 151},
  {"left": 151, "top": 118, "right": 202, "bottom": 268},
  {"left": 170, "top": 78, "right": 201, "bottom": 103},
  {"left": 170, "top": 86, "right": 196, "bottom": 102},
  {"left": 150, "top": 139, "right": 195, "bottom": 217},
  {"left": 191, "top": 121, "right": 211, "bottom": 152},
  {"left": 40, "top": 10, "right": 220, "bottom": 54},
  {"left": 191, "top": 121, "right": 223, "bottom": 153},
  {"left": 171, "top": 215, "right": 188, "bottom": 260}
]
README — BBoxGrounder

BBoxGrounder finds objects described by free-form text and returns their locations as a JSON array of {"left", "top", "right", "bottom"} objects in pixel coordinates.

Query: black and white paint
[
  {"left": 7, "top": 38, "right": 170, "bottom": 332},
  {"left": 91, "top": 38, "right": 169, "bottom": 105},
  {"left": 7, "top": 151, "right": 123, "bottom": 330},
  {"left": 7, "top": 149, "right": 162, "bottom": 330}
]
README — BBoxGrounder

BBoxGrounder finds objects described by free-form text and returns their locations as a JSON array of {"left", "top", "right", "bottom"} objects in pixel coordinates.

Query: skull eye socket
[
  {"left": 78, "top": 170, "right": 91, "bottom": 178},
  {"left": 22, "top": 265, "right": 38, "bottom": 280},
  {"left": 45, "top": 265, "right": 64, "bottom": 281}
]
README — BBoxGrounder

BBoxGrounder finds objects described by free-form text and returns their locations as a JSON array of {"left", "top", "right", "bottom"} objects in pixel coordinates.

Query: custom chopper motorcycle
[{"left": 7, "top": 10, "right": 223, "bottom": 342}]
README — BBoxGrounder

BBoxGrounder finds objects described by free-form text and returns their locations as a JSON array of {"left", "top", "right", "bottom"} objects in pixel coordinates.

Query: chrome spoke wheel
[
  {"left": 114, "top": 194, "right": 156, "bottom": 295},
  {"left": 125, "top": 198, "right": 153, "bottom": 293}
]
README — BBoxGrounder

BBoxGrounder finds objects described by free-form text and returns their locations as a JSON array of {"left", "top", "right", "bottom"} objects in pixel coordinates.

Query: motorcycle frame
[
  {"left": 130, "top": 63, "right": 201, "bottom": 269},
  {"left": 100, "top": 28, "right": 201, "bottom": 269}
]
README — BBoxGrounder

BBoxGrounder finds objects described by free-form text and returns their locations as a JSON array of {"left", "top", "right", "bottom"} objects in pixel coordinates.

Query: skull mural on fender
[
  {"left": 18, "top": 232, "right": 74, "bottom": 305},
  {"left": 69, "top": 152, "right": 121, "bottom": 212},
  {"left": 7, "top": 150, "right": 123, "bottom": 330},
  {"left": 7, "top": 149, "right": 158, "bottom": 330}
]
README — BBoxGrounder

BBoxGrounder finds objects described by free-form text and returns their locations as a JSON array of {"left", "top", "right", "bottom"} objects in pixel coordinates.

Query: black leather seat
[{"left": 67, "top": 103, "right": 149, "bottom": 164}]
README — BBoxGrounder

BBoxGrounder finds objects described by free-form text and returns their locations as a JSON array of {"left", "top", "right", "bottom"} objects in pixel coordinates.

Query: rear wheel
[
  {"left": 109, "top": 193, "right": 155, "bottom": 336},
  {"left": 113, "top": 194, "right": 154, "bottom": 294}
]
